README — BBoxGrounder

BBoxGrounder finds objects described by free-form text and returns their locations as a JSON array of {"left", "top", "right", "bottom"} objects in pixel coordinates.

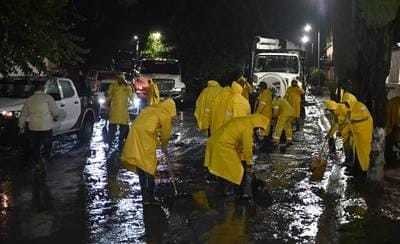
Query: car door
[
  {"left": 45, "top": 79, "right": 63, "bottom": 133},
  {"left": 58, "top": 79, "right": 81, "bottom": 132}
]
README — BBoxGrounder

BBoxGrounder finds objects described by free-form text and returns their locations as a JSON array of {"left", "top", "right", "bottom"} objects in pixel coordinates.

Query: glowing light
[
  {"left": 150, "top": 32, "right": 161, "bottom": 41},
  {"left": 1, "top": 110, "right": 13, "bottom": 117},
  {"left": 133, "top": 35, "right": 139, "bottom": 41},
  {"left": 98, "top": 98, "right": 106, "bottom": 105},
  {"left": 304, "top": 24, "right": 312, "bottom": 33},
  {"left": 301, "top": 35, "right": 310, "bottom": 44}
]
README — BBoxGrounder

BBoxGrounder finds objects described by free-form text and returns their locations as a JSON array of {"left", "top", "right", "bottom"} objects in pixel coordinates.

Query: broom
[{"left": 310, "top": 137, "right": 329, "bottom": 181}]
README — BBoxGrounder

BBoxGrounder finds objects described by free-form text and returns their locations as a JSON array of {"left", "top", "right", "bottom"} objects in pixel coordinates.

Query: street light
[
  {"left": 304, "top": 24, "right": 312, "bottom": 33},
  {"left": 133, "top": 34, "right": 139, "bottom": 59},
  {"left": 301, "top": 35, "right": 310, "bottom": 44},
  {"left": 302, "top": 23, "right": 320, "bottom": 69}
]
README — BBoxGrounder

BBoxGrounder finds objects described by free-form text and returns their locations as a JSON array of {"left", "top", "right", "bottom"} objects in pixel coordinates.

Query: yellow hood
[
  {"left": 231, "top": 81, "right": 243, "bottom": 94},
  {"left": 207, "top": 80, "right": 220, "bottom": 87},
  {"left": 158, "top": 98, "right": 177, "bottom": 117},
  {"left": 249, "top": 114, "right": 269, "bottom": 131},
  {"left": 342, "top": 92, "right": 357, "bottom": 108},
  {"left": 324, "top": 100, "right": 338, "bottom": 111}
]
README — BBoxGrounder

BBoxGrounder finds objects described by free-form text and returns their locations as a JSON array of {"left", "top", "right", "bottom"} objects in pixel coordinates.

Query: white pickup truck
[{"left": 0, "top": 76, "right": 97, "bottom": 147}]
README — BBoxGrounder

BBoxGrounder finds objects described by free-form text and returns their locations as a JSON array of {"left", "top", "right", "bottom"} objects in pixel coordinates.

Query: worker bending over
[{"left": 121, "top": 98, "right": 176, "bottom": 204}]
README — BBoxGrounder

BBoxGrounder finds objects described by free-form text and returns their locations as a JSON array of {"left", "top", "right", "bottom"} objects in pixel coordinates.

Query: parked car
[{"left": 0, "top": 76, "right": 97, "bottom": 147}]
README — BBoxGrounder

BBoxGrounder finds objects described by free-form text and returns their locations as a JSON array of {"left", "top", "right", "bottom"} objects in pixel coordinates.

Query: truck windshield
[
  {"left": 255, "top": 55, "right": 299, "bottom": 74},
  {"left": 140, "top": 61, "right": 180, "bottom": 75},
  {"left": 0, "top": 80, "right": 43, "bottom": 98}
]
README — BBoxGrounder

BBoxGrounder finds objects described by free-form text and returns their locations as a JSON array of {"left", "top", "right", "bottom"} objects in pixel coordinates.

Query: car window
[
  {"left": 59, "top": 79, "right": 75, "bottom": 98},
  {"left": 45, "top": 80, "right": 61, "bottom": 100}
]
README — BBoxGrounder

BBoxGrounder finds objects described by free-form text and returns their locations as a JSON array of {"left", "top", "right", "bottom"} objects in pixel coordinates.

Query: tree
[
  {"left": 142, "top": 32, "right": 169, "bottom": 58},
  {"left": 0, "top": 0, "right": 85, "bottom": 75}
]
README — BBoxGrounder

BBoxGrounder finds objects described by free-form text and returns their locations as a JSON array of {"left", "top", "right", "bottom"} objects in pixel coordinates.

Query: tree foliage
[
  {"left": 359, "top": 0, "right": 400, "bottom": 28},
  {"left": 0, "top": 0, "right": 84, "bottom": 75},
  {"left": 142, "top": 33, "right": 169, "bottom": 58}
]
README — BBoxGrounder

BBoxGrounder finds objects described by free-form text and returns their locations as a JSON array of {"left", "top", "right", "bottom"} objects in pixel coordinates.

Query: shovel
[
  {"left": 310, "top": 137, "right": 329, "bottom": 181},
  {"left": 163, "top": 151, "right": 179, "bottom": 196}
]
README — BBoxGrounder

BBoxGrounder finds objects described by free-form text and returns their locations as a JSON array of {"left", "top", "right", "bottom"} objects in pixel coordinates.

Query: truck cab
[
  {"left": 251, "top": 37, "right": 303, "bottom": 97},
  {"left": 135, "top": 58, "right": 185, "bottom": 103}
]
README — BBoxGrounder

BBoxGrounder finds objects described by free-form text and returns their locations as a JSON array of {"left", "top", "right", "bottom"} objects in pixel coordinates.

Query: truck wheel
[{"left": 78, "top": 116, "right": 94, "bottom": 144}]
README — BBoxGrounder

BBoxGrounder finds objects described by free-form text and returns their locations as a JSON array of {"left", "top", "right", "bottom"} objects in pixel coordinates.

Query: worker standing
[
  {"left": 106, "top": 74, "right": 133, "bottom": 149},
  {"left": 147, "top": 79, "right": 160, "bottom": 105},
  {"left": 342, "top": 93, "right": 373, "bottom": 174},
  {"left": 121, "top": 98, "right": 176, "bottom": 204},
  {"left": 194, "top": 80, "right": 223, "bottom": 135},
  {"left": 19, "top": 82, "right": 64, "bottom": 210},
  {"left": 254, "top": 82, "right": 273, "bottom": 136},
  {"left": 225, "top": 81, "right": 251, "bottom": 122},
  {"left": 205, "top": 114, "right": 269, "bottom": 198},
  {"left": 285, "top": 80, "right": 304, "bottom": 130},
  {"left": 209, "top": 86, "right": 232, "bottom": 135},
  {"left": 272, "top": 96, "right": 295, "bottom": 145}
]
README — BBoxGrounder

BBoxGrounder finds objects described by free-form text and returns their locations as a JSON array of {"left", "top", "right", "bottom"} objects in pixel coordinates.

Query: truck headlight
[
  {"left": 98, "top": 98, "right": 106, "bottom": 105},
  {"left": 1, "top": 111, "right": 13, "bottom": 118}
]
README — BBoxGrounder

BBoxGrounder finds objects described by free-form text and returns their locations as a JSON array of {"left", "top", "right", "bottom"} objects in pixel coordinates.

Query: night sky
[{"left": 72, "top": 0, "right": 323, "bottom": 79}]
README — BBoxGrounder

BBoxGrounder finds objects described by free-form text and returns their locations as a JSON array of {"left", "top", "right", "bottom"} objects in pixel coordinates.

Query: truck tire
[{"left": 78, "top": 115, "right": 94, "bottom": 144}]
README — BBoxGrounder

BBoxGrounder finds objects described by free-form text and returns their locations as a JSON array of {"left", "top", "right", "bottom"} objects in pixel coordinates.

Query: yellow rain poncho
[
  {"left": 147, "top": 79, "right": 160, "bottom": 105},
  {"left": 285, "top": 85, "right": 304, "bottom": 119},
  {"left": 386, "top": 96, "right": 400, "bottom": 135},
  {"left": 204, "top": 114, "right": 269, "bottom": 185},
  {"left": 343, "top": 95, "right": 373, "bottom": 172},
  {"left": 210, "top": 87, "right": 232, "bottom": 135},
  {"left": 194, "top": 80, "right": 223, "bottom": 130},
  {"left": 107, "top": 81, "right": 133, "bottom": 125},
  {"left": 225, "top": 82, "right": 251, "bottom": 121},
  {"left": 241, "top": 79, "right": 252, "bottom": 100},
  {"left": 324, "top": 100, "right": 350, "bottom": 140},
  {"left": 272, "top": 98, "right": 295, "bottom": 142},
  {"left": 255, "top": 88, "right": 273, "bottom": 135},
  {"left": 210, "top": 82, "right": 250, "bottom": 134},
  {"left": 121, "top": 99, "right": 176, "bottom": 175}
]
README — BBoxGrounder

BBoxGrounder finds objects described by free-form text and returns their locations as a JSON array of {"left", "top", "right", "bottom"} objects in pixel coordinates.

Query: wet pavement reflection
[{"left": 1, "top": 94, "right": 400, "bottom": 243}]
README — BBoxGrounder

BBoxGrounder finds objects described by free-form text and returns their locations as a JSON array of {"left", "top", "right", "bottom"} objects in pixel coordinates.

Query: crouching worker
[
  {"left": 324, "top": 100, "right": 350, "bottom": 151},
  {"left": 204, "top": 114, "right": 269, "bottom": 199},
  {"left": 121, "top": 98, "right": 176, "bottom": 204}
]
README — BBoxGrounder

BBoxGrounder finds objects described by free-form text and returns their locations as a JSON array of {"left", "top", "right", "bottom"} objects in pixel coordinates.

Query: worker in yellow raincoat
[
  {"left": 107, "top": 74, "right": 133, "bottom": 148},
  {"left": 237, "top": 76, "right": 252, "bottom": 100},
  {"left": 254, "top": 82, "right": 272, "bottom": 136},
  {"left": 285, "top": 80, "right": 304, "bottom": 129},
  {"left": 386, "top": 96, "right": 400, "bottom": 135},
  {"left": 147, "top": 79, "right": 160, "bottom": 105},
  {"left": 204, "top": 114, "right": 269, "bottom": 198},
  {"left": 209, "top": 82, "right": 250, "bottom": 135},
  {"left": 225, "top": 81, "right": 251, "bottom": 121},
  {"left": 121, "top": 98, "right": 176, "bottom": 203},
  {"left": 342, "top": 93, "right": 373, "bottom": 172},
  {"left": 272, "top": 97, "right": 295, "bottom": 145},
  {"left": 324, "top": 100, "right": 351, "bottom": 150},
  {"left": 194, "top": 80, "right": 223, "bottom": 133}
]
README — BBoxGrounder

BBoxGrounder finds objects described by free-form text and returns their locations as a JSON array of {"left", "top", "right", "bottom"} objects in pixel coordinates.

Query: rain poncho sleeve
[{"left": 241, "top": 128, "right": 254, "bottom": 165}]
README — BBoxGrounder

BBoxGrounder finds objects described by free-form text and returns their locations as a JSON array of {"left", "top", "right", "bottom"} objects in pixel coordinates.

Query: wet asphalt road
[{"left": 1, "top": 94, "right": 400, "bottom": 243}]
